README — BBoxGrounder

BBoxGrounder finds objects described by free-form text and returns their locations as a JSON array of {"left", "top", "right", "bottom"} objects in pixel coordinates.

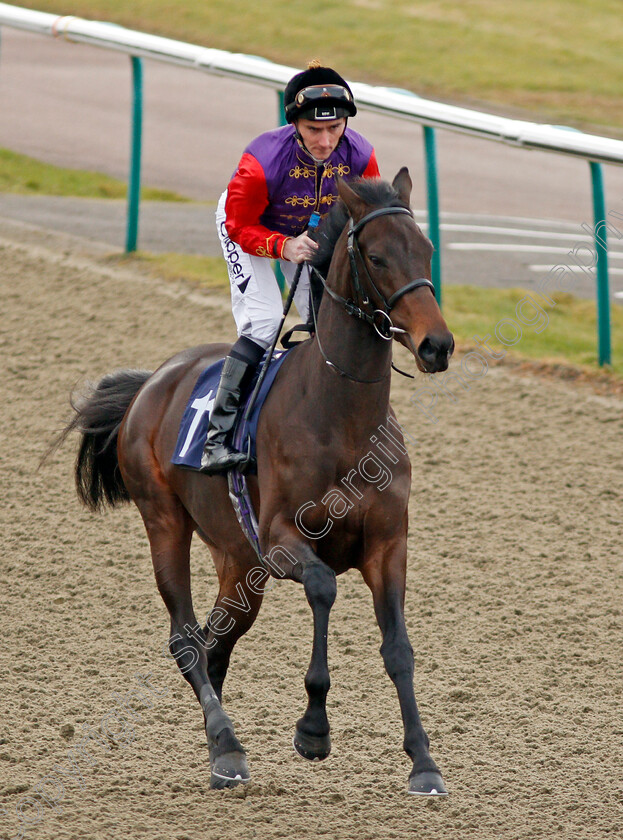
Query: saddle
[
  {"left": 171, "top": 351, "right": 290, "bottom": 473},
  {"left": 171, "top": 351, "right": 291, "bottom": 563}
]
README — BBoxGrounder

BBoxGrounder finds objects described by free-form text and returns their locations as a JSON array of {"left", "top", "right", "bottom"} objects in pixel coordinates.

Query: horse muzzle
[{"left": 415, "top": 332, "right": 455, "bottom": 373}]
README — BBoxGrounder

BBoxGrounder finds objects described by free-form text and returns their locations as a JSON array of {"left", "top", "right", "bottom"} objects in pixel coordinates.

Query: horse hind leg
[
  {"left": 198, "top": 553, "right": 265, "bottom": 786},
  {"left": 138, "top": 494, "right": 250, "bottom": 789},
  {"left": 202, "top": 554, "right": 264, "bottom": 704}
]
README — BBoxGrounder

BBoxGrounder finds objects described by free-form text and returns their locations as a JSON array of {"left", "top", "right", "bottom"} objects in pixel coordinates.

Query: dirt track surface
[{"left": 1, "top": 218, "right": 622, "bottom": 840}]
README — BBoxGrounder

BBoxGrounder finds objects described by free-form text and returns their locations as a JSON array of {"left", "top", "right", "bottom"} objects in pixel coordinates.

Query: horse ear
[
  {"left": 337, "top": 176, "right": 367, "bottom": 221},
  {"left": 392, "top": 167, "right": 412, "bottom": 205}
]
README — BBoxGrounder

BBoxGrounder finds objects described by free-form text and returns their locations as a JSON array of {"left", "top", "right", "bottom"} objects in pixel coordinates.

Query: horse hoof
[
  {"left": 210, "top": 750, "right": 250, "bottom": 790},
  {"left": 293, "top": 729, "right": 331, "bottom": 761},
  {"left": 408, "top": 771, "right": 448, "bottom": 796}
]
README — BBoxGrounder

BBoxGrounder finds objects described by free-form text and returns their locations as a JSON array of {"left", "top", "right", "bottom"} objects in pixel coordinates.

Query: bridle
[{"left": 310, "top": 205, "right": 435, "bottom": 382}]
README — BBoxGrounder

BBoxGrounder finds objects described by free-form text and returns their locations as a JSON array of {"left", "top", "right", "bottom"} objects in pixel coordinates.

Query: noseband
[
  {"left": 313, "top": 206, "right": 435, "bottom": 342},
  {"left": 310, "top": 205, "right": 435, "bottom": 382}
]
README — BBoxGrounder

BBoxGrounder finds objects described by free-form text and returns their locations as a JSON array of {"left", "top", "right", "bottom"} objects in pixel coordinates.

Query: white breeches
[{"left": 216, "top": 191, "right": 311, "bottom": 349}]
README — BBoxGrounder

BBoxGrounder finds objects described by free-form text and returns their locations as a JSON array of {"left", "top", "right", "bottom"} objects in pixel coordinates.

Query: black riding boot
[{"left": 199, "top": 355, "right": 253, "bottom": 474}]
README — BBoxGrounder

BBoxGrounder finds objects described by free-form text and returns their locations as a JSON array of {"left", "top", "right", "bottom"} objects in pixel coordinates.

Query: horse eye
[{"left": 368, "top": 254, "right": 386, "bottom": 269}]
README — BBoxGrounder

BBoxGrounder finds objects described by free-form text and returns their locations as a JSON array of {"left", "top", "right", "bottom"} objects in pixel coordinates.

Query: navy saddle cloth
[{"left": 171, "top": 350, "right": 290, "bottom": 470}]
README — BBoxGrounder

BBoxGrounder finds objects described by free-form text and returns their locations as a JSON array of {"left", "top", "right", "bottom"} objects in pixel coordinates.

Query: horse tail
[{"left": 58, "top": 369, "right": 152, "bottom": 511}]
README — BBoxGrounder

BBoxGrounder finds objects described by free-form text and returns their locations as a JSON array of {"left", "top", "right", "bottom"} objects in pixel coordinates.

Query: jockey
[{"left": 199, "top": 61, "right": 380, "bottom": 474}]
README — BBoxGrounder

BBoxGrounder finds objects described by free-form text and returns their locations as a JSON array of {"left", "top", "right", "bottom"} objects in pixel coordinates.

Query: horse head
[{"left": 335, "top": 168, "right": 454, "bottom": 373}]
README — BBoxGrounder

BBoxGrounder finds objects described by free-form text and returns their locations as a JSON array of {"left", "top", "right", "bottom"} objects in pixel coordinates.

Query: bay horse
[{"left": 61, "top": 169, "right": 454, "bottom": 795}]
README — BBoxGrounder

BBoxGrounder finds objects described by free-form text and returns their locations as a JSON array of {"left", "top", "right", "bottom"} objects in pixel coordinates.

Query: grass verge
[
  {"left": 0, "top": 148, "right": 188, "bottom": 200},
  {"left": 108, "top": 251, "right": 229, "bottom": 291},
  {"left": 445, "top": 284, "right": 623, "bottom": 380}
]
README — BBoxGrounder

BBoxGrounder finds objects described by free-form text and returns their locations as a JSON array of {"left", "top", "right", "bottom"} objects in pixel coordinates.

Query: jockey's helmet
[{"left": 284, "top": 64, "right": 357, "bottom": 123}]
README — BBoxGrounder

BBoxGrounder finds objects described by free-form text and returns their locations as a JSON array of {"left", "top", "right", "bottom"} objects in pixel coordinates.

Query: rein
[{"left": 311, "top": 205, "right": 435, "bottom": 382}]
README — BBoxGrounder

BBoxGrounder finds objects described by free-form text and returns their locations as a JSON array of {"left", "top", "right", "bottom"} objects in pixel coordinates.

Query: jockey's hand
[{"left": 283, "top": 232, "right": 319, "bottom": 264}]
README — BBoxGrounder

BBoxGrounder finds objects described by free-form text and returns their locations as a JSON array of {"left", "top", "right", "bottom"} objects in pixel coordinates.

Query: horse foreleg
[
  {"left": 361, "top": 541, "right": 447, "bottom": 796},
  {"left": 140, "top": 499, "right": 250, "bottom": 789},
  {"left": 274, "top": 539, "right": 337, "bottom": 761}
]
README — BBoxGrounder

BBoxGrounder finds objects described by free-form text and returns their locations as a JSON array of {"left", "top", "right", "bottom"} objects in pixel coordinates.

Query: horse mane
[{"left": 311, "top": 177, "right": 408, "bottom": 277}]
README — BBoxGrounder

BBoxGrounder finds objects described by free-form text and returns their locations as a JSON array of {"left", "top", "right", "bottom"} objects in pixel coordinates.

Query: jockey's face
[{"left": 296, "top": 118, "right": 347, "bottom": 161}]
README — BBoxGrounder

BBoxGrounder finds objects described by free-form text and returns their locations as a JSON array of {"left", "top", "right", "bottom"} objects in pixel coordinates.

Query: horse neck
[{"left": 307, "top": 245, "right": 394, "bottom": 432}]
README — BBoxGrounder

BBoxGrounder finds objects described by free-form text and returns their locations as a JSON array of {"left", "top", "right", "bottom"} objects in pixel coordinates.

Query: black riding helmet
[{"left": 284, "top": 64, "right": 357, "bottom": 123}]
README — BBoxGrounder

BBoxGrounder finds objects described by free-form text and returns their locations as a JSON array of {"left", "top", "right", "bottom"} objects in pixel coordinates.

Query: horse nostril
[
  {"left": 418, "top": 334, "right": 454, "bottom": 370},
  {"left": 418, "top": 337, "right": 438, "bottom": 364}
]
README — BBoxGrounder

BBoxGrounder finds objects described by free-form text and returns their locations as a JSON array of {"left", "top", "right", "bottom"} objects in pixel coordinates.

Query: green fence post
[
  {"left": 589, "top": 161, "right": 611, "bottom": 366},
  {"left": 273, "top": 89, "right": 287, "bottom": 292},
  {"left": 423, "top": 125, "right": 442, "bottom": 306},
  {"left": 277, "top": 89, "right": 286, "bottom": 125},
  {"left": 125, "top": 56, "right": 143, "bottom": 253}
]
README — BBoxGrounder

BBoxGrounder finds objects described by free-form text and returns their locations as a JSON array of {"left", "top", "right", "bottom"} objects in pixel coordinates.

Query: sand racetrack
[{"left": 1, "top": 217, "right": 622, "bottom": 840}]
